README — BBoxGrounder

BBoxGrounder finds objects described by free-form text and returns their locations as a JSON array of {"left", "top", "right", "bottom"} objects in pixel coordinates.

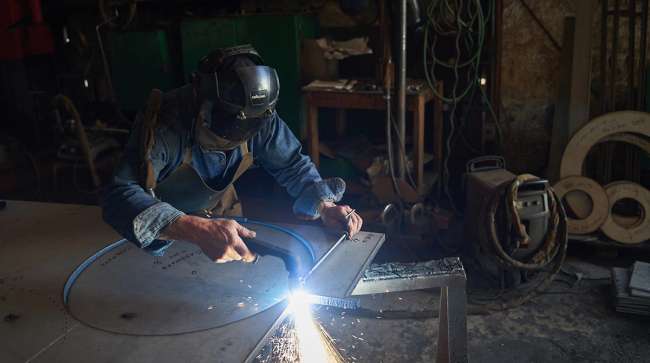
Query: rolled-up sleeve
[
  {"left": 101, "top": 117, "right": 185, "bottom": 250},
  {"left": 251, "top": 114, "right": 345, "bottom": 219}
]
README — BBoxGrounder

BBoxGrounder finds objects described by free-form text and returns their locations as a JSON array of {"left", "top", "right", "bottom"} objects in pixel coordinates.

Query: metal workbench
[
  {"left": 0, "top": 201, "right": 468, "bottom": 363},
  {"left": 0, "top": 201, "right": 385, "bottom": 363}
]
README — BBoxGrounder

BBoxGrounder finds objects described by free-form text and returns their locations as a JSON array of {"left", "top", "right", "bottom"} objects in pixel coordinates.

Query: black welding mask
[{"left": 196, "top": 44, "right": 280, "bottom": 144}]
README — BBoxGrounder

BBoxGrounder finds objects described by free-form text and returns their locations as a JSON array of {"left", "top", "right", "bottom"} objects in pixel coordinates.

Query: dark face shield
[
  {"left": 216, "top": 66, "right": 280, "bottom": 120},
  {"left": 209, "top": 109, "right": 273, "bottom": 145}
]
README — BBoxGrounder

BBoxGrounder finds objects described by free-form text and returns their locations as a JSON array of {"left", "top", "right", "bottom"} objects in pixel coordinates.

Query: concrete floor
[{"left": 315, "top": 278, "right": 649, "bottom": 363}]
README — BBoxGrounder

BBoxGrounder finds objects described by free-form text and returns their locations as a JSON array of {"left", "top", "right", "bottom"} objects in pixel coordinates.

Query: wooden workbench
[{"left": 303, "top": 81, "right": 443, "bottom": 191}]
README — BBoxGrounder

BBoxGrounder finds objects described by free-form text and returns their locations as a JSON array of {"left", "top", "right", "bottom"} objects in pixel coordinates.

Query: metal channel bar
[
  {"left": 601, "top": 0, "right": 609, "bottom": 114},
  {"left": 629, "top": 0, "right": 637, "bottom": 109},
  {"left": 638, "top": 0, "right": 649, "bottom": 110},
  {"left": 612, "top": 0, "right": 621, "bottom": 112},
  {"left": 397, "top": 0, "right": 407, "bottom": 179}
]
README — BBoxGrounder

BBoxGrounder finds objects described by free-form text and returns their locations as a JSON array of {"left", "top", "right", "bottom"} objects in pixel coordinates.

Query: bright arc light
[{"left": 288, "top": 289, "right": 330, "bottom": 363}]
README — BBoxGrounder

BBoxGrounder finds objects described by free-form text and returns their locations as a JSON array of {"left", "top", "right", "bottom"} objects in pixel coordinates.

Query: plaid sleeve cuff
[{"left": 292, "top": 177, "right": 346, "bottom": 219}]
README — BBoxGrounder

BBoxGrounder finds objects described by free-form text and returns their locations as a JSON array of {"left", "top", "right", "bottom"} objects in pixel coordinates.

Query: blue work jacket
[{"left": 102, "top": 85, "right": 344, "bottom": 254}]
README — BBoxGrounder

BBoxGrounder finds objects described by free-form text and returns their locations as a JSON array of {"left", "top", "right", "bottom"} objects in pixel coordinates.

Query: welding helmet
[{"left": 196, "top": 44, "right": 280, "bottom": 143}]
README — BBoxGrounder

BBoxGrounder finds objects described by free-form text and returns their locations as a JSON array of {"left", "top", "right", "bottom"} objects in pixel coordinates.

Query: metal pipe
[
  {"left": 96, "top": 17, "right": 117, "bottom": 103},
  {"left": 601, "top": 0, "right": 609, "bottom": 114},
  {"left": 397, "top": 0, "right": 407, "bottom": 180},
  {"left": 494, "top": 0, "right": 503, "bottom": 127},
  {"left": 638, "top": 0, "right": 649, "bottom": 110},
  {"left": 629, "top": 0, "right": 637, "bottom": 109},
  {"left": 612, "top": 0, "right": 620, "bottom": 112}
]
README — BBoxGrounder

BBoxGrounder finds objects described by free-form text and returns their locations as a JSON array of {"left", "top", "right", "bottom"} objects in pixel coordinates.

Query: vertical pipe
[
  {"left": 96, "top": 20, "right": 117, "bottom": 103},
  {"left": 629, "top": 0, "right": 636, "bottom": 108},
  {"left": 627, "top": 0, "right": 639, "bottom": 183},
  {"left": 611, "top": 0, "right": 620, "bottom": 112},
  {"left": 638, "top": 0, "right": 649, "bottom": 110},
  {"left": 601, "top": 0, "right": 609, "bottom": 114},
  {"left": 493, "top": 0, "right": 503, "bottom": 130},
  {"left": 397, "top": 0, "right": 407, "bottom": 180}
]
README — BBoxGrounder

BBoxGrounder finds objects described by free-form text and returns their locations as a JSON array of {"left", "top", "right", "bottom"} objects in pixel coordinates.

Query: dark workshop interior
[{"left": 1, "top": 0, "right": 650, "bottom": 362}]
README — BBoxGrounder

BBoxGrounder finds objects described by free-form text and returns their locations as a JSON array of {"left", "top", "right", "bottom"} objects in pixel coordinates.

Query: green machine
[
  {"left": 107, "top": 15, "right": 316, "bottom": 135},
  {"left": 108, "top": 30, "right": 176, "bottom": 112},
  {"left": 180, "top": 15, "right": 317, "bottom": 135}
]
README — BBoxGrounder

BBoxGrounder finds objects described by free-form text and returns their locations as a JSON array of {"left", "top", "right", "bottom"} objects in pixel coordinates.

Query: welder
[{"left": 102, "top": 44, "right": 362, "bottom": 263}]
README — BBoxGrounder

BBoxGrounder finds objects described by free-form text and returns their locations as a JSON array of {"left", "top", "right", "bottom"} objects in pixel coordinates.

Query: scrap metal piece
[{"left": 351, "top": 257, "right": 466, "bottom": 295}]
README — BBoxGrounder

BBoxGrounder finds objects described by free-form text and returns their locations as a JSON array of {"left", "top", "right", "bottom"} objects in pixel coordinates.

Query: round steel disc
[{"left": 67, "top": 228, "right": 291, "bottom": 335}]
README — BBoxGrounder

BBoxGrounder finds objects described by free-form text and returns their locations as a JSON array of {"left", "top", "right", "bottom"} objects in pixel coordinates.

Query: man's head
[{"left": 196, "top": 45, "right": 280, "bottom": 145}]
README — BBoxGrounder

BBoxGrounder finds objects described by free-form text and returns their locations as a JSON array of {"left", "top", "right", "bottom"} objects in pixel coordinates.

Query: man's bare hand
[
  {"left": 320, "top": 202, "right": 363, "bottom": 237},
  {"left": 160, "top": 215, "right": 257, "bottom": 263}
]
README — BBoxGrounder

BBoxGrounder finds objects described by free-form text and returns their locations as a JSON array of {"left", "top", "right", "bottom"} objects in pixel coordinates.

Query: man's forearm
[
  {"left": 159, "top": 215, "right": 205, "bottom": 241},
  {"left": 158, "top": 215, "right": 257, "bottom": 263}
]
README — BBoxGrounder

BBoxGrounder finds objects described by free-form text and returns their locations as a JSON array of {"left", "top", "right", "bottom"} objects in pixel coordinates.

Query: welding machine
[{"left": 463, "top": 156, "right": 556, "bottom": 288}]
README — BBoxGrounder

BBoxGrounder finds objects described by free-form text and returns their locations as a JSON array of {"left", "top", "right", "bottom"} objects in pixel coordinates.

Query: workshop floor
[
  {"left": 236, "top": 171, "right": 650, "bottom": 363},
  {"left": 313, "top": 277, "right": 649, "bottom": 363}
]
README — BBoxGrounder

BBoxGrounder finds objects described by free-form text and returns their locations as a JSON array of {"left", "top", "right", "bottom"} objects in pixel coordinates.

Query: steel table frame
[{"left": 350, "top": 258, "right": 468, "bottom": 363}]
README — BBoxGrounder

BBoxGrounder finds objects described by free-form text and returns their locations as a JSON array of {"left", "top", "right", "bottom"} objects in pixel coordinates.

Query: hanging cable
[{"left": 422, "top": 0, "right": 504, "bottom": 212}]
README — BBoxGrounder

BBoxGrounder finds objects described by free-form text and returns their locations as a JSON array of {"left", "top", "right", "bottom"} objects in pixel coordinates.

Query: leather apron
[{"left": 153, "top": 120, "right": 253, "bottom": 217}]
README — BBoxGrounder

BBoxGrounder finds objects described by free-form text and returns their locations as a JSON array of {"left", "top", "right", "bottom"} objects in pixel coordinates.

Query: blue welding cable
[
  {"left": 62, "top": 238, "right": 127, "bottom": 305},
  {"left": 228, "top": 217, "right": 316, "bottom": 262},
  {"left": 62, "top": 219, "right": 313, "bottom": 306}
]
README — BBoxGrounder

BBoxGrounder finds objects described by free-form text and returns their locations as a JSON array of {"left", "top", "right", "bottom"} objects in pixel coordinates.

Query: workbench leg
[
  {"left": 437, "top": 287, "right": 450, "bottom": 363},
  {"left": 413, "top": 95, "right": 425, "bottom": 193},
  {"left": 335, "top": 109, "right": 347, "bottom": 137},
  {"left": 308, "top": 105, "right": 320, "bottom": 168},
  {"left": 437, "top": 286, "right": 468, "bottom": 363}
]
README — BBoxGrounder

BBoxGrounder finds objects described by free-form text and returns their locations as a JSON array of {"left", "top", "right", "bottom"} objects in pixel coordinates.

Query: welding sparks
[
  {"left": 288, "top": 290, "right": 340, "bottom": 363},
  {"left": 256, "top": 290, "right": 346, "bottom": 362},
  {"left": 255, "top": 290, "right": 344, "bottom": 363}
]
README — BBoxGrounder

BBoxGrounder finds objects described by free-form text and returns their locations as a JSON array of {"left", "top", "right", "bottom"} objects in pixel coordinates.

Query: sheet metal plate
[
  {"left": 1, "top": 202, "right": 387, "bottom": 363},
  {"left": 67, "top": 224, "right": 292, "bottom": 336}
]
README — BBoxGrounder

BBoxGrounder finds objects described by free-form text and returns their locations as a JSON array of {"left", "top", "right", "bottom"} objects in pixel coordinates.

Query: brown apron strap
[
  {"left": 240, "top": 140, "right": 249, "bottom": 155},
  {"left": 231, "top": 142, "right": 253, "bottom": 182},
  {"left": 208, "top": 143, "right": 253, "bottom": 217},
  {"left": 182, "top": 146, "right": 193, "bottom": 164},
  {"left": 140, "top": 89, "right": 163, "bottom": 192}
]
